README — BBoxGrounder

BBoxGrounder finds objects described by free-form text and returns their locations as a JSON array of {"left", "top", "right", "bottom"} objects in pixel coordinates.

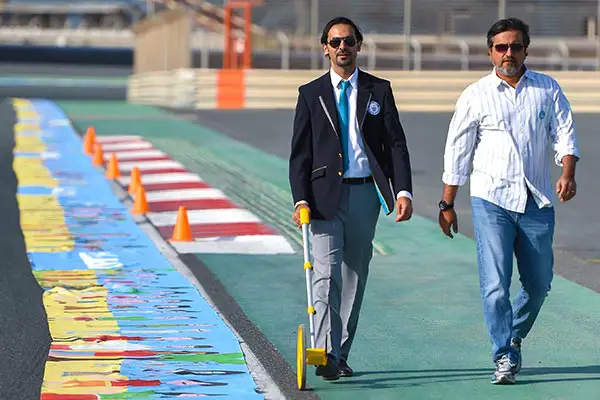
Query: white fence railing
[{"left": 1, "top": 27, "right": 599, "bottom": 71}]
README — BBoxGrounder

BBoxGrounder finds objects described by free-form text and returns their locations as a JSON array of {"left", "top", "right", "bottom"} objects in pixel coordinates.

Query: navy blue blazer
[{"left": 289, "top": 69, "right": 413, "bottom": 220}]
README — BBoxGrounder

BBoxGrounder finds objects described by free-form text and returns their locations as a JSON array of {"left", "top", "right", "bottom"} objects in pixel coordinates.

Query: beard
[
  {"left": 335, "top": 52, "right": 353, "bottom": 67},
  {"left": 497, "top": 61, "right": 520, "bottom": 76}
]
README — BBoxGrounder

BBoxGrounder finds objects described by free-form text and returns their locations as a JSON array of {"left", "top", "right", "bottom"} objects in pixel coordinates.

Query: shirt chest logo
[{"left": 368, "top": 101, "right": 381, "bottom": 116}]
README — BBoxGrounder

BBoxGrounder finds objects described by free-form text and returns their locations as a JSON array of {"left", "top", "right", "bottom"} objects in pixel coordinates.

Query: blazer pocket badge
[{"left": 368, "top": 101, "right": 381, "bottom": 116}]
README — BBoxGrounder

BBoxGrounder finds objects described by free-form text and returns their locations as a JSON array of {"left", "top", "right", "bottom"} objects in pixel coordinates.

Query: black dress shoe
[
  {"left": 315, "top": 355, "right": 340, "bottom": 380},
  {"left": 338, "top": 359, "right": 354, "bottom": 377}
]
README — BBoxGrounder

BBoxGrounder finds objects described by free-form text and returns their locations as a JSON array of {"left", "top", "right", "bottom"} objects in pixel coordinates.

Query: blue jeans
[{"left": 471, "top": 195, "right": 555, "bottom": 363}]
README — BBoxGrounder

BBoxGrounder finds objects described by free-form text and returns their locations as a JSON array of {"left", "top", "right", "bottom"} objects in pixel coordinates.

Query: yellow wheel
[{"left": 297, "top": 324, "right": 307, "bottom": 390}]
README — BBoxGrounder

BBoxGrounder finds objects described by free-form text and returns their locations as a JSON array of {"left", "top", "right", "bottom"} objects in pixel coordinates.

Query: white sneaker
[{"left": 491, "top": 355, "right": 516, "bottom": 385}]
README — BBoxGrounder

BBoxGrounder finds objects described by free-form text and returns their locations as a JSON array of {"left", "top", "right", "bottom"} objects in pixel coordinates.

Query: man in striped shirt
[{"left": 439, "top": 18, "right": 580, "bottom": 385}]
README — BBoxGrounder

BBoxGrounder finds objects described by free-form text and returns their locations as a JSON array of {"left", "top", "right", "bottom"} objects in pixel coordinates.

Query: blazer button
[
  {"left": 338, "top": 171, "right": 342, "bottom": 176},
  {"left": 338, "top": 153, "right": 342, "bottom": 158}
]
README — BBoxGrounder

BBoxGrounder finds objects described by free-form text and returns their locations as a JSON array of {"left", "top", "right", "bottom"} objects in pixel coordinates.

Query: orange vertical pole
[
  {"left": 223, "top": 4, "right": 232, "bottom": 69},
  {"left": 243, "top": 3, "right": 252, "bottom": 69},
  {"left": 231, "top": 35, "right": 238, "bottom": 69}
]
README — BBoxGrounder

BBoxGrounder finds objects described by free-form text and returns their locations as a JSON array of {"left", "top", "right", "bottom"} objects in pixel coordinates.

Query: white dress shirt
[
  {"left": 330, "top": 69, "right": 412, "bottom": 201},
  {"left": 330, "top": 68, "right": 370, "bottom": 178},
  {"left": 442, "top": 68, "right": 580, "bottom": 213}
]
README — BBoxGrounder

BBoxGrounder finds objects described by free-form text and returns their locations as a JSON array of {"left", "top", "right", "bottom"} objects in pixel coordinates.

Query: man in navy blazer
[{"left": 289, "top": 16, "right": 414, "bottom": 380}]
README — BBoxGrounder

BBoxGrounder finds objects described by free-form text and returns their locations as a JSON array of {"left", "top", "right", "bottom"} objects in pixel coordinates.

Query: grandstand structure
[
  {"left": 229, "top": 0, "right": 600, "bottom": 38},
  {"left": 0, "top": 0, "right": 599, "bottom": 70},
  {"left": 3, "top": 0, "right": 595, "bottom": 36}
]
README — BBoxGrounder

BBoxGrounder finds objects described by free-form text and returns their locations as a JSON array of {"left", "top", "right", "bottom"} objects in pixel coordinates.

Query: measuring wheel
[
  {"left": 297, "top": 323, "right": 307, "bottom": 390},
  {"left": 296, "top": 208, "right": 328, "bottom": 390}
]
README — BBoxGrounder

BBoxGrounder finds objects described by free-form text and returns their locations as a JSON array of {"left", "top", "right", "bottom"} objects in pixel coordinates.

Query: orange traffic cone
[
  {"left": 132, "top": 183, "right": 149, "bottom": 214},
  {"left": 92, "top": 143, "right": 104, "bottom": 166},
  {"left": 128, "top": 167, "right": 141, "bottom": 195},
  {"left": 105, "top": 153, "right": 121, "bottom": 179},
  {"left": 83, "top": 126, "right": 96, "bottom": 155},
  {"left": 171, "top": 206, "right": 193, "bottom": 242}
]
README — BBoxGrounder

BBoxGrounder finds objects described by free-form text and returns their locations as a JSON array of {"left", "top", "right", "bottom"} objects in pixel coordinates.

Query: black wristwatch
[{"left": 439, "top": 200, "right": 454, "bottom": 211}]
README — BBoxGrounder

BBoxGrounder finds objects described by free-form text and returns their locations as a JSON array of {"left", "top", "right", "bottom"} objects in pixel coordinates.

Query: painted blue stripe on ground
[
  {"left": 18, "top": 186, "right": 55, "bottom": 195},
  {"left": 24, "top": 99, "right": 262, "bottom": 397}
]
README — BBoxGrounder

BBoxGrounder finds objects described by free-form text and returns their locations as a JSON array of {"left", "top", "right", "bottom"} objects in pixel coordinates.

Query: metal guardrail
[
  {"left": 272, "top": 32, "right": 600, "bottom": 71},
  {"left": 1, "top": 26, "right": 599, "bottom": 71}
]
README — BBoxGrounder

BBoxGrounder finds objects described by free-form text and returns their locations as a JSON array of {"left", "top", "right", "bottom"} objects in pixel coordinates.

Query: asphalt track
[
  {"left": 182, "top": 108, "right": 600, "bottom": 293},
  {"left": 0, "top": 62, "right": 131, "bottom": 77},
  {"left": 0, "top": 99, "right": 52, "bottom": 398},
  {"left": 0, "top": 86, "right": 126, "bottom": 100},
  {"left": 0, "top": 64, "right": 128, "bottom": 100}
]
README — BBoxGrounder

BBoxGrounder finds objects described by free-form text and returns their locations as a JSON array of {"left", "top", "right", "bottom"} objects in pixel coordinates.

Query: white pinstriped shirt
[{"left": 442, "top": 68, "right": 580, "bottom": 213}]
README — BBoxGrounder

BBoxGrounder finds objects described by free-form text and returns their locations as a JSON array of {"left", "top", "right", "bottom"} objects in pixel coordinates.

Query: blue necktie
[{"left": 337, "top": 80, "right": 350, "bottom": 173}]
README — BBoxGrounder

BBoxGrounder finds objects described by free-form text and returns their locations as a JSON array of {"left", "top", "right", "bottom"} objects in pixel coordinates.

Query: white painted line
[
  {"left": 119, "top": 160, "right": 184, "bottom": 172},
  {"left": 96, "top": 135, "right": 142, "bottom": 143},
  {"left": 146, "top": 188, "right": 226, "bottom": 202},
  {"left": 102, "top": 141, "right": 153, "bottom": 151},
  {"left": 118, "top": 172, "right": 203, "bottom": 185},
  {"left": 103, "top": 149, "right": 167, "bottom": 161},
  {"left": 147, "top": 208, "right": 260, "bottom": 227},
  {"left": 170, "top": 235, "right": 295, "bottom": 254}
]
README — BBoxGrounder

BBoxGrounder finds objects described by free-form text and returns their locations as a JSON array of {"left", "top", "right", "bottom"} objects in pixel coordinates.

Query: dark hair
[
  {"left": 486, "top": 18, "right": 530, "bottom": 49},
  {"left": 320, "top": 17, "right": 363, "bottom": 45}
]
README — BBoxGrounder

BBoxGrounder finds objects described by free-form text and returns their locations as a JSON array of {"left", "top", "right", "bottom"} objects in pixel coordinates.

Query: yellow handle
[{"left": 299, "top": 207, "right": 310, "bottom": 225}]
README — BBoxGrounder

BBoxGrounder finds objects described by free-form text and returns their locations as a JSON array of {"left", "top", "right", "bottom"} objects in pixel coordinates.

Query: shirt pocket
[{"left": 479, "top": 114, "right": 508, "bottom": 132}]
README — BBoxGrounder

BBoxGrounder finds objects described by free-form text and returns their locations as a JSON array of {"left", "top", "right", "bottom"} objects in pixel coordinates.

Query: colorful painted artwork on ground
[{"left": 12, "top": 99, "right": 263, "bottom": 398}]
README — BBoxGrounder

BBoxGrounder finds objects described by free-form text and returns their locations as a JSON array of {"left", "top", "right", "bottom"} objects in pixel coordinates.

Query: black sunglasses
[
  {"left": 494, "top": 43, "right": 524, "bottom": 53},
  {"left": 328, "top": 36, "right": 357, "bottom": 48}
]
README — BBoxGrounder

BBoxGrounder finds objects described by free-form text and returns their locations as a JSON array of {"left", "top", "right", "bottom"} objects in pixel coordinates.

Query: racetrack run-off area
[{"left": 59, "top": 101, "right": 600, "bottom": 400}]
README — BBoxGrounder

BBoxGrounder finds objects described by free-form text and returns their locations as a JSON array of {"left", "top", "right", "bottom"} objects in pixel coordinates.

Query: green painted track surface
[{"left": 59, "top": 101, "right": 600, "bottom": 400}]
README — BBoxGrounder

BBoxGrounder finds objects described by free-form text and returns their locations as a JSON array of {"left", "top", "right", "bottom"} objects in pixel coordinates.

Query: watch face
[{"left": 439, "top": 201, "right": 452, "bottom": 211}]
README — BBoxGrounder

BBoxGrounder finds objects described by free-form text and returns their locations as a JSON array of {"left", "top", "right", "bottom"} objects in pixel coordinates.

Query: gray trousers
[{"left": 310, "top": 182, "right": 380, "bottom": 362}]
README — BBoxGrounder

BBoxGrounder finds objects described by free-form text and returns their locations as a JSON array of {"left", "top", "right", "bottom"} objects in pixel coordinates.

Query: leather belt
[{"left": 342, "top": 176, "right": 373, "bottom": 185}]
